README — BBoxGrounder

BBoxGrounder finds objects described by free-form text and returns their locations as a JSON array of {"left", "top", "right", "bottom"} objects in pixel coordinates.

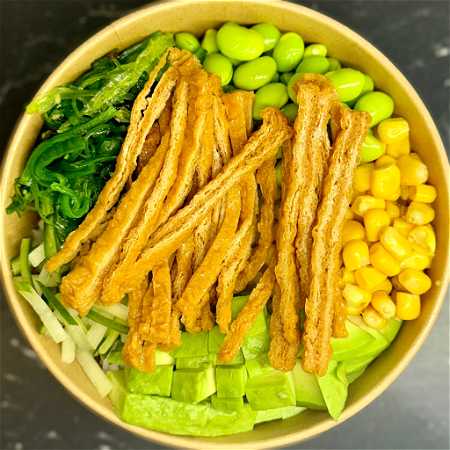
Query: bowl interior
[{"left": 1, "top": 1, "right": 448, "bottom": 448}]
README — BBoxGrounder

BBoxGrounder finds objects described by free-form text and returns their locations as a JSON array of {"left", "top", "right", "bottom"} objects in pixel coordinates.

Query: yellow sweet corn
[
  {"left": 370, "top": 164, "right": 401, "bottom": 199},
  {"left": 377, "top": 118, "right": 409, "bottom": 143},
  {"left": 343, "top": 283, "right": 372, "bottom": 309},
  {"left": 398, "top": 269, "right": 432, "bottom": 295},
  {"left": 385, "top": 201, "right": 401, "bottom": 223},
  {"left": 362, "top": 305, "right": 386, "bottom": 329},
  {"left": 409, "top": 152, "right": 422, "bottom": 161},
  {"left": 375, "top": 155, "right": 397, "bottom": 168},
  {"left": 385, "top": 187, "right": 401, "bottom": 201},
  {"left": 400, "top": 251, "right": 431, "bottom": 271},
  {"left": 341, "top": 267, "right": 357, "bottom": 285},
  {"left": 369, "top": 242, "right": 401, "bottom": 276},
  {"left": 342, "top": 220, "right": 366, "bottom": 246},
  {"left": 395, "top": 292, "right": 421, "bottom": 320},
  {"left": 391, "top": 275, "right": 406, "bottom": 291},
  {"left": 386, "top": 137, "right": 410, "bottom": 159},
  {"left": 393, "top": 218, "right": 416, "bottom": 237},
  {"left": 405, "top": 201, "right": 435, "bottom": 225},
  {"left": 351, "top": 189, "right": 365, "bottom": 205},
  {"left": 397, "top": 154, "right": 429, "bottom": 186},
  {"left": 408, "top": 224, "right": 436, "bottom": 256},
  {"left": 380, "top": 226, "right": 413, "bottom": 261},
  {"left": 351, "top": 195, "right": 386, "bottom": 216},
  {"left": 400, "top": 186, "right": 409, "bottom": 201},
  {"left": 346, "top": 303, "right": 366, "bottom": 316},
  {"left": 355, "top": 266, "right": 388, "bottom": 291},
  {"left": 371, "top": 291, "right": 396, "bottom": 319},
  {"left": 371, "top": 278, "right": 393, "bottom": 294},
  {"left": 343, "top": 239, "right": 370, "bottom": 271},
  {"left": 353, "top": 163, "right": 374, "bottom": 192},
  {"left": 409, "top": 185, "right": 437, "bottom": 203},
  {"left": 346, "top": 209, "right": 355, "bottom": 220},
  {"left": 364, "top": 209, "right": 391, "bottom": 242}
]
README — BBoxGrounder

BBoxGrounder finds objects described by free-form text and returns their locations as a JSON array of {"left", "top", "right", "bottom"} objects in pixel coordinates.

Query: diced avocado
[
  {"left": 231, "top": 296, "right": 268, "bottom": 337},
  {"left": 331, "top": 320, "right": 375, "bottom": 361},
  {"left": 203, "top": 403, "right": 256, "bottom": 436},
  {"left": 171, "top": 366, "right": 216, "bottom": 403},
  {"left": 281, "top": 405, "right": 306, "bottom": 419},
  {"left": 316, "top": 360, "right": 348, "bottom": 421},
  {"left": 126, "top": 365, "right": 174, "bottom": 397},
  {"left": 106, "top": 370, "right": 127, "bottom": 415},
  {"left": 216, "top": 364, "right": 247, "bottom": 398},
  {"left": 255, "top": 405, "right": 305, "bottom": 424},
  {"left": 245, "top": 354, "right": 274, "bottom": 378},
  {"left": 242, "top": 329, "right": 270, "bottom": 361},
  {"left": 292, "top": 361, "right": 327, "bottom": 410},
  {"left": 108, "top": 341, "right": 124, "bottom": 364},
  {"left": 155, "top": 349, "right": 175, "bottom": 365},
  {"left": 246, "top": 370, "right": 296, "bottom": 410},
  {"left": 347, "top": 367, "right": 365, "bottom": 384},
  {"left": 345, "top": 354, "right": 376, "bottom": 374},
  {"left": 208, "top": 325, "right": 245, "bottom": 364},
  {"left": 170, "top": 331, "right": 209, "bottom": 358},
  {"left": 210, "top": 393, "right": 244, "bottom": 413},
  {"left": 218, "top": 351, "right": 245, "bottom": 365},
  {"left": 176, "top": 354, "right": 216, "bottom": 370},
  {"left": 378, "top": 317, "right": 403, "bottom": 342}
]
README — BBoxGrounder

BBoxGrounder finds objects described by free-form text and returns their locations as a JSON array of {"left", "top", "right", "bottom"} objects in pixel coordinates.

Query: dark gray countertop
[{"left": 1, "top": 1, "right": 449, "bottom": 449}]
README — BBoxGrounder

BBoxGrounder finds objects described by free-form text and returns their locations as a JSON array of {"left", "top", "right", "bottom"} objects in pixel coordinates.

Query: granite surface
[{"left": 1, "top": 1, "right": 449, "bottom": 449}]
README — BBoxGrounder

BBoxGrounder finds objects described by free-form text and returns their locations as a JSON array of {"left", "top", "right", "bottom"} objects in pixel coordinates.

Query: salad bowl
[{"left": 1, "top": 1, "right": 448, "bottom": 448}]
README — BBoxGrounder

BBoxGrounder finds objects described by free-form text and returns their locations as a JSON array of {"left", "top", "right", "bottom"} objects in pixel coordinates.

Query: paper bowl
[{"left": 1, "top": 1, "right": 448, "bottom": 448}]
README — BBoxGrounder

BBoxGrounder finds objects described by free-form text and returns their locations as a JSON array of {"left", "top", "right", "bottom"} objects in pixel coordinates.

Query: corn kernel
[
  {"left": 375, "top": 155, "right": 397, "bottom": 168},
  {"left": 351, "top": 195, "right": 386, "bottom": 216},
  {"left": 346, "top": 303, "right": 365, "bottom": 316},
  {"left": 398, "top": 269, "right": 432, "bottom": 295},
  {"left": 343, "top": 283, "right": 372, "bottom": 309},
  {"left": 342, "top": 220, "right": 366, "bottom": 246},
  {"left": 377, "top": 118, "right": 409, "bottom": 143},
  {"left": 405, "top": 201, "right": 435, "bottom": 225},
  {"left": 346, "top": 209, "right": 355, "bottom": 220},
  {"left": 353, "top": 163, "right": 374, "bottom": 192},
  {"left": 385, "top": 201, "right": 400, "bottom": 223},
  {"left": 369, "top": 242, "right": 401, "bottom": 276},
  {"left": 400, "top": 251, "right": 431, "bottom": 271},
  {"left": 385, "top": 187, "right": 401, "bottom": 201},
  {"left": 397, "top": 154, "right": 428, "bottom": 186},
  {"left": 351, "top": 189, "right": 364, "bottom": 205},
  {"left": 343, "top": 239, "right": 370, "bottom": 271},
  {"left": 408, "top": 224, "right": 436, "bottom": 255},
  {"left": 393, "top": 218, "right": 416, "bottom": 237},
  {"left": 370, "top": 164, "right": 401, "bottom": 199},
  {"left": 371, "top": 278, "right": 393, "bottom": 294},
  {"left": 400, "top": 186, "right": 409, "bottom": 201},
  {"left": 409, "top": 152, "right": 422, "bottom": 161},
  {"left": 395, "top": 292, "right": 421, "bottom": 320},
  {"left": 362, "top": 305, "right": 386, "bottom": 329},
  {"left": 399, "top": 204, "right": 408, "bottom": 218},
  {"left": 355, "top": 266, "right": 388, "bottom": 291},
  {"left": 341, "top": 267, "right": 357, "bottom": 285},
  {"left": 409, "top": 185, "right": 437, "bottom": 203},
  {"left": 380, "top": 226, "right": 413, "bottom": 261},
  {"left": 364, "top": 209, "right": 391, "bottom": 242},
  {"left": 371, "top": 291, "right": 396, "bottom": 319},
  {"left": 391, "top": 275, "right": 406, "bottom": 291},
  {"left": 386, "top": 137, "right": 410, "bottom": 159}
]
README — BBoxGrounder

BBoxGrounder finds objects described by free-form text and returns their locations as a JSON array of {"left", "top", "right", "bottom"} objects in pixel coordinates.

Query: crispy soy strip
[
  {"left": 46, "top": 50, "right": 178, "bottom": 272},
  {"left": 218, "top": 256, "right": 277, "bottom": 363},
  {"left": 213, "top": 94, "right": 233, "bottom": 165},
  {"left": 303, "top": 108, "right": 371, "bottom": 376},
  {"left": 136, "top": 123, "right": 161, "bottom": 176},
  {"left": 59, "top": 133, "right": 171, "bottom": 315}
]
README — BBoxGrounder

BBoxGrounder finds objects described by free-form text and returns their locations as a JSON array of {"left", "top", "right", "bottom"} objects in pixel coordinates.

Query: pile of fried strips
[{"left": 46, "top": 48, "right": 370, "bottom": 376}]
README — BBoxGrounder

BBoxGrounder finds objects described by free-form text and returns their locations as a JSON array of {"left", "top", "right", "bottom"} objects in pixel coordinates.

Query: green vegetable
[
  {"left": 325, "top": 68, "right": 366, "bottom": 102},
  {"left": 233, "top": 56, "right": 277, "bottom": 90},
  {"left": 20, "top": 238, "right": 34, "bottom": 288},
  {"left": 126, "top": 365, "right": 174, "bottom": 396},
  {"left": 272, "top": 32, "right": 305, "bottom": 72},
  {"left": 222, "top": 85, "right": 236, "bottom": 94},
  {"left": 210, "top": 394, "right": 244, "bottom": 413},
  {"left": 331, "top": 320, "right": 375, "bottom": 361},
  {"left": 10, "top": 254, "right": 21, "bottom": 276},
  {"left": 275, "top": 160, "right": 282, "bottom": 188},
  {"left": 280, "top": 71, "right": 294, "bottom": 85},
  {"left": 292, "top": 361, "right": 327, "bottom": 410},
  {"left": 287, "top": 72, "right": 305, "bottom": 103},
  {"left": 296, "top": 55, "right": 330, "bottom": 74},
  {"left": 271, "top": 72, "right": 280, "bottom": 83},
  {"left": 251, "top": 23, "right": 281, "bottom": 52},
  {"left": 37, "top": 281, "right": 78, "bottom": 326},
  {"left": 43, "top": 217, "right": 60, "bottom": 260},
  {"left": 355, "top": 91, "right": 395, "bottom": 127},
  {"left": 245, "top": 354, "right": 274, "bottom": 378},
  {"left": 216, "top": 365, "right": 247, "bottom": 398},
  {"left": 281, "top": 103, "right": 298, "bottom": 124},
  {"left": 201, "top": 29, "right": 219, "bottom": 54},
  {"left": 360, "top": 134, "right": 385, "bottom": 163},
  {"left": 216, "top": 24, "right": 265, "bottom": 61},
  {"left": 253, "top": 83, "right": 289, "bottom": 120},
  {"left": 176, "top": 354, "right": 216, "bottom": 370},
  {"left": 175, "top": 32, "right": 200, "bottom": 52},
  {"left": 86, "top": 310, "right": 129, "bottom": 334},
  {"left": 347, "top": 74, "right": 375, "bottom": 107},
  {"left": 203, "top": 53, "right": 233, "bottom": 86},
  {"left": 327, "top": 57, "right": 341, "bottom": 71},
  {"left": 303, "top": 43, "right": 327, "bottom": 58},
  {"left": 171, "top": 367, "right": 217, "bottom": 403},
  {"left": 227, "top": 56, "right": 244, "bottom": 67},
  {"left": 170, "top": 331, "right": 209, "bottom": 357}
]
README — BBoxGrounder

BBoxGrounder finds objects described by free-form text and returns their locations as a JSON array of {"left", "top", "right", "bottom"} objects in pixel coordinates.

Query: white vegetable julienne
[
  {"left": 66, "top": 324, "right": 93, "bottom": 351},
  {"left": 92, "top": 302, "right": 129, "bottom": 321},
  {"left": 61, "top": 334, "right": 76, "bottom": 363},
  {"left": 86, "top": 322, "right": 108, "bottom": 349},
  {"left": 37, "top": 266, "right": 60, "bottom": 288},
  {"left": 76, "top": 348, "right": 113, "bottom": 398},
  {"left": 29, "top": 243, "right": 46, "bottom": 267}
]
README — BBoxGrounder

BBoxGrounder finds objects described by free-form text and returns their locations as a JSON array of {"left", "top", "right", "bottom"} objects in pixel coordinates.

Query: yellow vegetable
[
  {"left": 370, "top": 164, "right": 401, "bottom": 199},
  {"left": 369, "top": 242, "right": 401, "bottom": 276},
  {"left": 393, "top": 218, "right": 416, "bottom": 237},
  {"left": 385, "top": 201, "right": 401, "bottom": 223},
  {"left": 371, "top": 291, "right": 396, "bottom": 319},
  {"left": 353, "top": 163, "right": 374, "bottom": 192},
  {"left": 408, "top": 224, "right": 436, "bottom": 256},
  {"left": 342, "top": 220, "right": 366, "bottom": 246},
  {"left": 364, "top": 209, "right": 390, "bottom": 242},
  {"left": 362, "top": 305, "right": 386, "bottom": 329},
  {"left": 346, "top": 303, "right": 365, "bottom": 316},
  {"left": 391, "top": 275, "right": 405, "bottom": 291},
  {"left": 351, "top": 195, "right": 386, "bottom": 216},
  {"left": 355, "top": 266, "right": 388, "bottom": 291},
  {"left": 377, "top": 118, "right": 409, "bottom": 143},
  {"left": 343, "top": 283, "right": 372, "bottom": 309},
  {"left": 343, "top": 239, "right": 370, "bottom": 271},
  {"left": 351, "top": 189, "right": 365, "bottom": 205},
  {"left": 395, "top": 292, "right": 421, "bottom": 320},
  {"left": 405, "top": 201, "right": 435, "bottom": 225},
  {"left": 375, "top": 155, "right": 397, "bottom": 168},
  {"left": 386, "top": 136, "right": 410, "bottom": 159},
  {"left": 409, "top": 185, "right": 437, "bottom": 203},
  {"left": 371, "top": 278, "right": 393, "bottom": 294},
  {"left": 346, "top": 209, "right": 355, "bottom": 220},
  {"left": 385, "top": 187, "right": 401, "bottom": 201},
  {"left": 400, "top": 186, "right": 409, "bottom": 201},
  {"left": 398, "top": 269, "right": 432, "bottom": 295},
  {"left": 380, "top": 226, "right": 413, "bottom": 261},
  {"left": 341, "top": 267, "right": 357, "bottom": 285},
  {"left": 400, "top": 251, "right": 430, "bottom": 271},
  {"left": 397, "top": 154, "right": 428, "bottom": 186}
]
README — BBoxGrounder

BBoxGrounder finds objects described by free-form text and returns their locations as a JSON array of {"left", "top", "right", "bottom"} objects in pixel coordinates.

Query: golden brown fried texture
[
  {"left": 137, "top": 123, "right": 161, "bottom": 177},
  {"left": 302, "top": 107, "right": 371, "bottom": 376},
  {"left": 213, "top": 95, "right": 232, "bottom": 165}
]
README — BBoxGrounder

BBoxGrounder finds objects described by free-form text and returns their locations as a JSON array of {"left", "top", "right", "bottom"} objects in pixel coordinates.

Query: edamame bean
[
  {"left": 281, "top": 103, "right": 298, "bottom": 124},
  {"left": 233, "top": 56, "right": 277, "bottom": 90},
  {"left": 175, "top": 32, "right": 200, "bottom": 52},
  {"left": 222, "top": 85, "right": 236, "bottom": 94},
  {"left": 303, "top": 43, "right": 327, "bottom": 58},
  {"left": 341, "top": 102, "right": 350, "bottom": 109},
  {"left": 201, "top": 29, "right": 219, "bottom": 54},
  {"left": 325, "top": 68, "right": 365, "bottom": 102},
  {"left": 227, "top": 57, "right": 244, "bottom": 67},
  {"left": 287, "top": 72, "right": 304, "bottom": 103},
  {"left": 368, "top": 128, "right": 373, "bottom": 135},
  {"left": 354, "top": 91, "right": 394, "bottom": 127},
  {"left": 203, "top": 53, "right": 233, "bottom": 86},
  {"left": 276, "top": 159, "right": 282, "bottom": 187},
  {"left": 347, "top": 74, "right": 374, "bottom": 107},
  {"left": 360, "top": 135, "right": 385, "bottom": 163},
  {"left": 327, "top": 57, "right": 341, "bottom": 71},
  {"left": 295, "top": 55, "right": 330, "bottom": 74},
  {"left": 273, "top": 32, "right": 304, "bottom": 72},
  {"left": 271, "top": 72, "right": 280, "bottom": 83},
  {"left": 280, "top": 71, "right": 295, "bottom": 85},
  {"left": 253, "top": 83, "right": 289, "bottom": 120},
  {"left": 251, "top": 23, "right": 281, "bottom": 52},
  {"left": 216, "top": 24, "right": 265, "bottom": 61}
]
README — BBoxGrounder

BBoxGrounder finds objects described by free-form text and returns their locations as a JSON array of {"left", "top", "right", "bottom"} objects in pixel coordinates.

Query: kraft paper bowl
[{"left": 1, "top": 1, "right": 448, "bottom": 448}]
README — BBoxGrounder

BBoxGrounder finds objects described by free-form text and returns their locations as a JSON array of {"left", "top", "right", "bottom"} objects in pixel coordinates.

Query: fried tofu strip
[
  {"left": 136, "top": 123, "right": 161, "bottom": 177},
  {"left": 302, "top": 108, "right": 371, "bottom": 376},
  {"left": 213, "top": 95, "right": 233, "bottom": 165},
  {"left": 46, "top": 50, "right": 178, "bottom": 272}
]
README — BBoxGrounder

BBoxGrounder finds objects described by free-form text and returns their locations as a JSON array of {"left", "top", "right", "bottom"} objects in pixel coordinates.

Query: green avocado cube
[
  {"left": 242, "top": 329, "right": 271, "bottom": 361},
  {"left": 316, "top": 360, "right": 348, "bottom": 421},
  {"left": 246, "top": 370, "right": 296, "bottom": 410},
  {"left": 347, "top": 367, "right": 366, "bottom": 384},
  {"left": 231, "top": 296, "right": 268, "bottom": 337},
  {"left": 176, "top": 354, "right": 216, "bottom": 370},
  {"left": 126, "top": 365, "right": 174, "bottom": 397},
  {"left": 155, "top": 349, "right": 175, "bottom": 365},
  {"left": 170, "top": 331, "right": 209, "bottom": 358},
  {"left": 255, "top": 405, "right": 305, "bottom": 424},
  {"left": 292, "top": 361, "right": 327, "bottom": 410},
  {"left": 345, "top": 353, "right": 376, "bottom": 374},
  {"left": 331, "top": 320, "right": 375, "bottom": 361},
  {"left": 216, "top": 364, "right": 247, "bottom": 398},
  {"left": 245, "top": 354, "right": 274, "bottom": 378},
  {"left": 210, "top": 393, "right": 244, "bottom": 413},
  {"left": 281, "top": 405, "right": 306, "bottom": 419},
  {"left": 106, "top": 370, "right": 127, "bottom": 415},
  {"left": 378, "top": 317, "right": 403, "bottom": 342},
  {"left": 107, "top": 341, "right": 124, "bottom": 364},
  {"left": 171, "top": 366, "right": 216, "bottom": 403},
  {"left": 208, "top": 325, "right": 245, "bottom": 364}
]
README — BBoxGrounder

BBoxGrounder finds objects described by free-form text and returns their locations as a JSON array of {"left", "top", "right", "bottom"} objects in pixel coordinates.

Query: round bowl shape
[{"left": 1, "top": 1, "right": 448, "bottom": 448}]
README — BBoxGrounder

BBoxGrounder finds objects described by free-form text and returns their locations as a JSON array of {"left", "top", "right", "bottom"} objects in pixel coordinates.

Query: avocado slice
[
  {"left": 106, "top": 370, "right": 127, "bottom": 415},
  {"left": 281, "top": 405, "right": 307, "bottom": 419},
  {"left": 255, "top": 405, "right": 306, "bottom": 424},
  {"left": 246, "top": 370, "right": 296, "bottom": 410},
  {"left": 292, "top": 361, "right": 327, "bottom": 410},
  {"left": 331, "top": 320, "right": 375, "bottom": 361},
  {"left": 216, "top": 364, "right": 247, "bottom": 398},
  {"left": 208, "top": 325, "right": 245, "bottom": 364},
  {"left": 155, "top": 349, "right": 175, "bottom": 365},
  {"left": 231, "top": 295, "right": 268, "bottom": 337},
  {"left": 126, "top": 365, "right": 174, "bottom": 397},
  {"left": 347, "top": 367, "right": 366, "bottom": 384},
  {"left": 210, "top": 393, "right": 244, "bottom": 413},
  {"left": 245, "top": 354, "right": 274, "bottom": 378},
  {"left": 171, "top": 366, "right": 216, "bottom": 403},
  {"left": 242, "top": 329, "right": 271, "bottom": 361},
  {"left": 378, "top": 317, "right": 403, "bottom": 342},
  {"left": 170, "top": 331, "right": 209, "bottom": 358},
  {"left": 176, "top": 354, "right": 216, "bottom": 370}
]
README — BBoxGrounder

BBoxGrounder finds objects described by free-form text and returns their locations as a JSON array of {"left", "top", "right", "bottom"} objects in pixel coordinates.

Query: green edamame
[
  {"left": 203, "top": 53, "right": 233, "bottom": 86},
  {"left": 233, "top": 56, "right": 277, "bottom": 90},
  {"left": 275, "top": 160, "right": 282, "bottom": 187},
  {"left": 272, "top": 32, "right": 304, "bottom": 72},
  {"left": 201, "top": 29, "right": 219, "bottom": 54},
  {"left": 216, "top": 24, "right": 265, "bottom": 61},
  {"left": 251, "top": 23, "right": 281, "bottom": 52},
  {"left": 175, "top": 32, "right": 200, "bottom": 52},
  {"left": 303, "top": 43, "right": 327, "bottom": 58},
  {"left": 287, "top": 72, "right": 304, "bottom": 103},
  {"left": 281, "top": 103, "right": 298, "bottom": 124},
  {"left": 271, "top": 72, "right": 280, "bottom": 83},
  {"left": 325, "top": 68, "right": 365, "bottom": 102},
  {"left": 368, "top": 128, "right": 374, "bottom": 135},
  {"left": 341, "top": 102, "right": 351, "bottom": 109},
  {"left": 222, "top": 85, "right": 236, "bottom": 94},
  {"left": 253, "top": 83, "right": 289, "bottom": 120},
  {"left": 347, "top": 74, "right": 374, "bottom": 107},
  {"left": 360, "top": 135, "right": 385, "bottom": 163},
  {"left": 354, "top": 91, "right": 394, "bottom": 127},
  {"left": 227, "top": 57, "right": 244, "bottom": 67},
  {"left": 295, "top": 55, "right": 330, "bottom": 74},
  {"left": 327, "top": 57, "right": 341, "bottom": 71},
  {"left": 280, "top": 71, "right": 295, "bottom": 85}
]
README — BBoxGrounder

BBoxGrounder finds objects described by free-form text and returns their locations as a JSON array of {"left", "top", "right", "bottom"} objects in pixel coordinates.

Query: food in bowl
[{"left": 6, "top": 21, "right": 437, "bottom": 437}]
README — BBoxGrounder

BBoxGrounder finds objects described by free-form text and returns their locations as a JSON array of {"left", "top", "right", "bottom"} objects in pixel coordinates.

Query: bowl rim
[{"left": 1, "top": 0, "right": 449, "bottom": 448}]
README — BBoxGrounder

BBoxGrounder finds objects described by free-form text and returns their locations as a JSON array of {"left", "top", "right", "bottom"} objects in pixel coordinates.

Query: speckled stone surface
[{"left": 1, "top": 1, "right": 449, "bottom": 449}]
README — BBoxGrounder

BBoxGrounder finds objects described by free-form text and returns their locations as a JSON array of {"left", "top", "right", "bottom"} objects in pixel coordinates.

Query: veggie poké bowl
[{"left": 1, "top": 0, "right": 448, "bottom": 448}]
